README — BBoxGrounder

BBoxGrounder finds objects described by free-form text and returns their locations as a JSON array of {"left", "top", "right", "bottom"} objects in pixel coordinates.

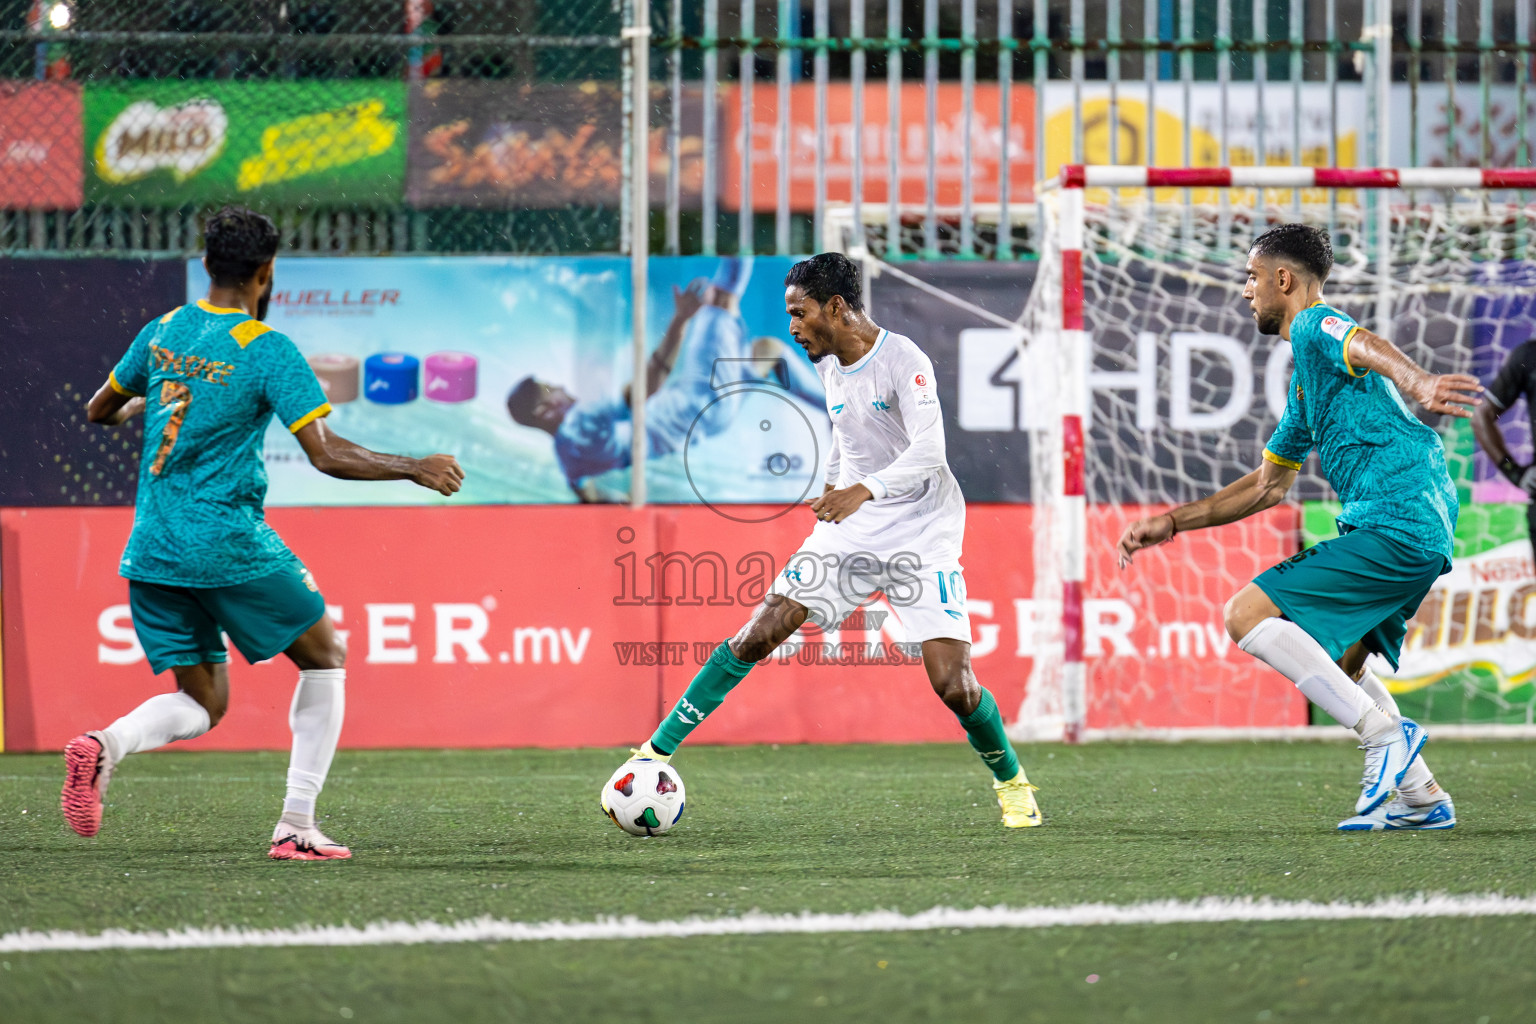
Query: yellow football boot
[
  {"left": 993, "top": 771, "right": 1042, "bottom": 828},
  {"left": 627, "top": 740, "right": 672, "bottom": 764}
]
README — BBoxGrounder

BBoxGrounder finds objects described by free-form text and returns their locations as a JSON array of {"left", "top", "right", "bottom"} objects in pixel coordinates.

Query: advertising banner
[
  {"left": 0, "top": 259, "right": 185, "bottom": 506},
  {"left": 0, "top": 503, "right": 1302, "bottom": 753},
  {"left": 407, "top": 81, "right": 710, "bottom": 209},
  {"left": 187, "top": 255, "right": 828, "bottom": 506},
  {"left": 1305, "top": 502, "right": 1536, "bottom": 725},
  {"left": 1041, "top": 82, "right": 1361, "bottom": 203},
  {"left": 1388, "top": 84, "right": 1536, "bottom": 172},
  {"left": 85, "top": 80, "right": 407, "bottom": 206},
  {"left": 0, "top": 81, "right": 83, "bottom": 209},
  {"left": 870, "top": 262, "right": 1037, "bottom": 502},
  {"left": 721, "top": 83, "right": 1036, "bottom": 211}
]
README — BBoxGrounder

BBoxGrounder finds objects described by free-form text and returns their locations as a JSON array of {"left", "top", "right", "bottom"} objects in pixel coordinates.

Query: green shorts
[
  {"left": 127, "top": 560, "right": 327, "bottom": 675},
  {"left": 1254, "top": 525, "right": 1448, "bottom": 671}
]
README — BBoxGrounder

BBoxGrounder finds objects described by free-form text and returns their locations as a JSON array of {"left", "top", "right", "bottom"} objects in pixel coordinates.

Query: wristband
[{"left": 1164, "top": 512, "right": 1178, "bottom": 538}]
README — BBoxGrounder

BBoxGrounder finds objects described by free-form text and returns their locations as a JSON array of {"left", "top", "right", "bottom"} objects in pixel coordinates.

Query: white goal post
[{"left": 831, "top": 166, "right": 1536, "bottom": 742}]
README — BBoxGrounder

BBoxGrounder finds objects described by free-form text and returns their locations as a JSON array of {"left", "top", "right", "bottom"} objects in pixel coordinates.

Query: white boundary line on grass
[
  {"left": 1079, "top": 725, "right": 1536, "bottom": 742},
  {"left": 3, "top": 894, "right": 1534, "bottom": 954}
]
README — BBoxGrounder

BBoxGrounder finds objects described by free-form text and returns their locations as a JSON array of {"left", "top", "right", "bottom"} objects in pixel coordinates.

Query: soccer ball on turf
[{"left": 601, "top": 759, "right": 685, "bottom": 836}]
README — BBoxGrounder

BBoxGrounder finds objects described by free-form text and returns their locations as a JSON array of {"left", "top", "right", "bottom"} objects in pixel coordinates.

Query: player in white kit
[{"left": 615, "top": 253, "right": 1041, "bottom": 828}]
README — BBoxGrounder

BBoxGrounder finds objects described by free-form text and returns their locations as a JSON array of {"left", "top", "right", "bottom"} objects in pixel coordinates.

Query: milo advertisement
[
  {"left": 84, "top": 81, "right": 406, "bottom": 205},
  {"left": 1304, "top": 501, "right": 1536, "bottom": 724}
]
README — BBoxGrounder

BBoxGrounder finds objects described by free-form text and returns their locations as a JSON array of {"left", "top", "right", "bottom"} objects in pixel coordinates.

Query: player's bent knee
[
  {"left": 181, "top": 686, "right": 227, "bottom": 727},
  {"left": 727, "top": 633, "right": 773, "bottom": 664},
  {"left": 315, "top": 638, "right": 346, "bottom": 671},
  {"left": 1224, "top": 586, "right": 1277, "bottom": 645},
  {"left": 930, "top": 672, "right": 978, "bottom": 712},
  {"left": 1222, "top": 597, "right": 1248, "bottom": 644}
]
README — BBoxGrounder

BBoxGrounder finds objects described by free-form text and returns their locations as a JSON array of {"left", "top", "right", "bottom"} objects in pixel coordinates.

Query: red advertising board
[
  {"left": 720, "top": 83, "right": 1036, "bottom": 211},
  {"left": 0, "top": 504, "right": 1302, "bottom": 752},
  {"left": 0, "top": 81, "right": 83, "bottom": 209}
]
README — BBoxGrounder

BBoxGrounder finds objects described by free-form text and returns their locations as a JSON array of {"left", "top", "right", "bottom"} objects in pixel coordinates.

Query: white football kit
[{"left": 769, "top": 328, "right": 971, "bottom": 644}]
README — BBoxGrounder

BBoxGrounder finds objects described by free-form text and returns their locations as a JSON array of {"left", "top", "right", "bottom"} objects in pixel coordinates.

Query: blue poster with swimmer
[{"left": 187, "top": 255, "right": 827, "bottom": 506}]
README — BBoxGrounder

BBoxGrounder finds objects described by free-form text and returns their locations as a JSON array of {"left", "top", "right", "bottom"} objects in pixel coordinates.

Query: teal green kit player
[
  {"left": 62, "top": 206, "right": 465, "bottom": 860},
  {"left": 1117, "top": 223, "right": 1481, "bottom": 832},
  {"left": 111, "top": 300, "right": 337, "bottom": 673}
]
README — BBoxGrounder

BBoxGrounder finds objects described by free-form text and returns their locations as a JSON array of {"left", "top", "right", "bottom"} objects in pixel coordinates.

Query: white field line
[
  {"left": 3, "top": 893, "right": 1534, "bottom": 955},
  {"left": 1077, "top": 725, "right": 1536, "bottom": 742}
]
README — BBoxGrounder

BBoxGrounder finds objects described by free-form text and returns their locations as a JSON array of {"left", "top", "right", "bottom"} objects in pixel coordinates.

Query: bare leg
[
  {"left": 169, "top": 661, "right": 230, "bottom": 727},
  {"left": 728, "top": 593, "right": 810, "bottom": 662},
  {"left": 920, "top": 637, "right": 982, "bottom": 716},
  {"left": 646, "top": 595, "right": 810, "bottom": 757}
]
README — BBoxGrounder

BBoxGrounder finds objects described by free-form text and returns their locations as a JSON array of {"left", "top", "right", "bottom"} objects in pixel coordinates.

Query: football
[{"left": 601, "top": 759, "right": 686, "bottom": 836}]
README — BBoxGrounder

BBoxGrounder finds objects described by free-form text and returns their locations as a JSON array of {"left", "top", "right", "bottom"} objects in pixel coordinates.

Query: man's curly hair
[
  {"left": 1250, "top": 223, "right": 1333, "bottom": 281},
  {"left": 204, "top": 206, "right": 279, "bottom": 287}
]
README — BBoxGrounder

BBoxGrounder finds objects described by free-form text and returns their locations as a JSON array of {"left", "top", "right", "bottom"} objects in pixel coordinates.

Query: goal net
[{"left": 831, "top": 168, "right": 1536, "bottom": 739}]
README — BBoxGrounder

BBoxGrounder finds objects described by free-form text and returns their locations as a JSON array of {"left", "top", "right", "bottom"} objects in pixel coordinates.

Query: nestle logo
[{"left": 271, "top": 289, "right": 400, "bottom": 307}]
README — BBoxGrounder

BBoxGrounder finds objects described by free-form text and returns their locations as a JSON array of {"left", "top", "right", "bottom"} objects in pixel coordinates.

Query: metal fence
[{"left": 0, "top": 0, "right": 1531, "bottom": 257}]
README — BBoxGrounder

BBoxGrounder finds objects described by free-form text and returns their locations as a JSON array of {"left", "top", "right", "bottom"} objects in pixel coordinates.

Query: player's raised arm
[
  {"left": 1116, "top": 457, "right": 1297, "bottom": 569},
  {"left": 1344, "top": 329, "right": 1483, "bottom": 418},
  {"left": 293, "top": 418, "right": 464, "bottom": 496}
]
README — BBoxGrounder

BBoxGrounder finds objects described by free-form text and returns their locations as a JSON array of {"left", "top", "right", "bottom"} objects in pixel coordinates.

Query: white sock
[
  {"left": 1358, "top": 666, "right": 1439, "bottom": 799},
  {"left": 1238, "top": 618, "right": 1392, "bottom": 740},
  {"left": 1356, "top": 666, "right": 1402, "bottom": 720},
  {"left": 99, "top": 692, "right": 211, "bottom": 763},
  {"left": 282, "top": 669, "right": 346, "bottom": 826}
]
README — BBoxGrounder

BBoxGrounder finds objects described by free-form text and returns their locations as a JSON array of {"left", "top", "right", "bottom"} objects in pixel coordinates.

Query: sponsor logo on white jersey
[{"left": 911, "top": 371, "right": 938, "bottom": 408}]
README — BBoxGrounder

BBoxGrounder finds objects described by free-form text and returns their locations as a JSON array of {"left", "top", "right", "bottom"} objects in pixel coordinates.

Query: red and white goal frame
[
  {"left": 1031, "top": 165, "right": 1536, "bottom": 743},
  {"left": 1059, "top": 166, "right": 1536, "bottom": 191}
]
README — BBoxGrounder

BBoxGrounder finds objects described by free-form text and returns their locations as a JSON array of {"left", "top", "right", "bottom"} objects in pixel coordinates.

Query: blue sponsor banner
[{"left": 188, "top": 255, "right": 826, "bottom": 506}]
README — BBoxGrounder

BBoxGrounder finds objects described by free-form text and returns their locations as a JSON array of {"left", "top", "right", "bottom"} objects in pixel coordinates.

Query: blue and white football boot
[
  {"left": 1355, "top": 718, "right": 1428, "bottom": 815},
  {"left": 1338, "top": 793, "right": 1456, "bottom": 831}
]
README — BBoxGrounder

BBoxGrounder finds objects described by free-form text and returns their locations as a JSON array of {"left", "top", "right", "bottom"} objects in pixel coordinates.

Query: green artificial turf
[{"left": 1, "top": 741, "right": 1533, "bottom": 1022}]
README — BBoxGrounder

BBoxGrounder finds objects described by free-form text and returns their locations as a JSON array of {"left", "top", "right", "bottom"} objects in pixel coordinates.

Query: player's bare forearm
[
  {"left": 294, "top": 420, "right": 464, "bottom": 495},
  {"left": 1345, "top": 329, "right": 1483, "bottom": 418},
  {"left": 86, "top": 381, "right": 144, "bottom": 425},
  {"left": 1115, "top": 461, "right": 1295, "bottom": 568},
  {"left": 1175, "top": 463, "right": 1294, "bottom": 530}
]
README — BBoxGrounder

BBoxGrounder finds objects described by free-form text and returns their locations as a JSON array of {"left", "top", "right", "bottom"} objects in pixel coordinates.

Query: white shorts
[{"left": 768, "top": 526, "right": 972, "bottom": 644}]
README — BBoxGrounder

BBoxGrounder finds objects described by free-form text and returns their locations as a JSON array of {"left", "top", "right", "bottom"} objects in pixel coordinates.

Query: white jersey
[{"left": 816, "top": 328, "right": 965, "bottom": 562}]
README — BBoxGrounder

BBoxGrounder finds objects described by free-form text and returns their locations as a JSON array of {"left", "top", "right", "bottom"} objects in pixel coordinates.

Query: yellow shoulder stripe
[
  {"left": 230, "top": 320, "right": 274, "bottom": 348},
  {"left": 159, "top": 305, "right": 183, "bottom": 324},
  {"left": 1263, "top": 448, "right": 1303, "bottom": 471},
  {"left": 288, "top": 402, "right": 332, "bottom": 434},
  {"left": 1340, "top": 325, "right": 1369, "bottom": 378},
  {"left": 107, "top": 371, "right": 140, "bottom": 397}
]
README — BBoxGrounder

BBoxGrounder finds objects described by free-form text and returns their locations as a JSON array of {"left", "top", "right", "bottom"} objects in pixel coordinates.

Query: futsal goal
[{"left": 829, "top": 167, "right": 1536, "bottom": 741}]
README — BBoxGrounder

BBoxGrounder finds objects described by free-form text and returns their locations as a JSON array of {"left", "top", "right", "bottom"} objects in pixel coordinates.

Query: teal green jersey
[
  {"left": 110, "top": 299, "right": 331, "bottom": 587},
  {"left": 1263, "top": 302, "right": 1457, "bottom": 562}
]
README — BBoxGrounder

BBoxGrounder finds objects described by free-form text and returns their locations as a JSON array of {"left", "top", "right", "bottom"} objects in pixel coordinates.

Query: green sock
[
  {"left": 649, "top": 642, "right": 755, "bottom": 755},
  {"left": 958, "top": 687, "right": 1023, "bottom": 782}
]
